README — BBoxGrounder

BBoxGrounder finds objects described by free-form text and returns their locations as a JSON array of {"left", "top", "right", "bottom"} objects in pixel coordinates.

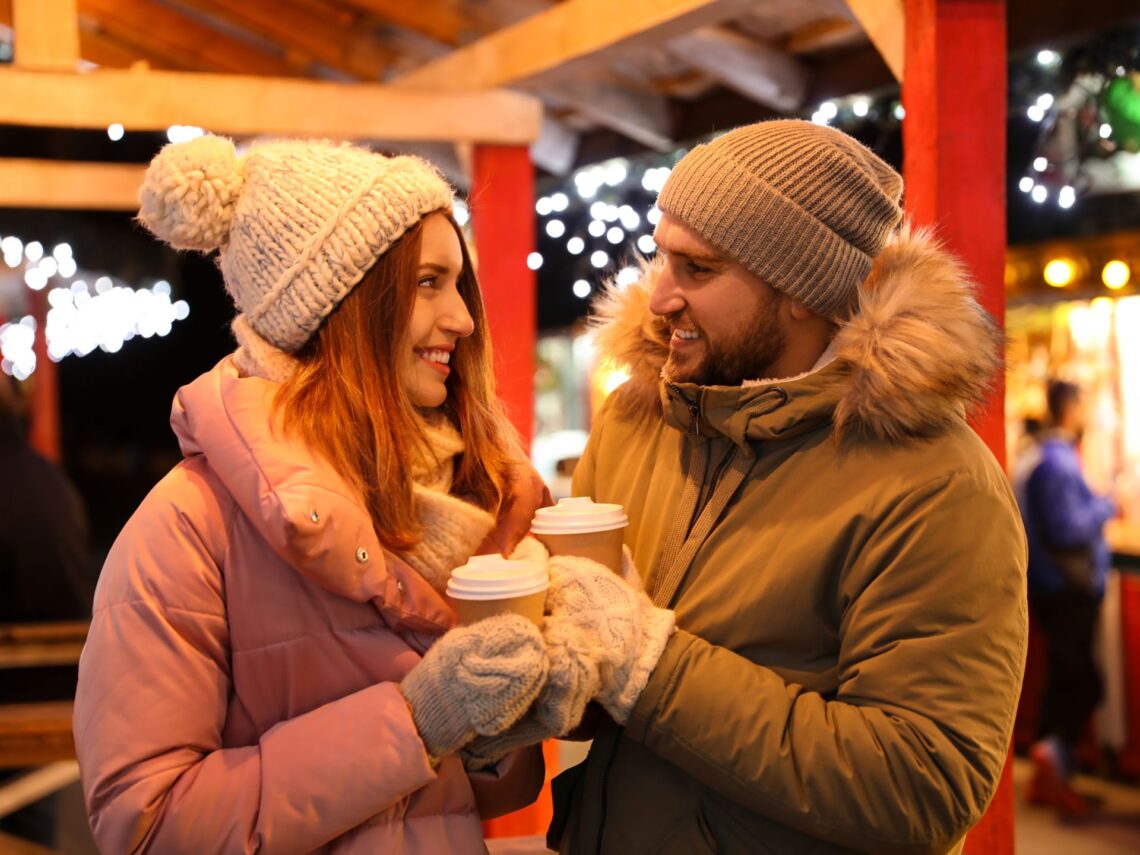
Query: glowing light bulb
[
  {"left": 1043, "top": 258, "right": 1075, "bottom": 287},
  {"left": 1103, "top": 260, "right": 1130, "bottom": 290}
]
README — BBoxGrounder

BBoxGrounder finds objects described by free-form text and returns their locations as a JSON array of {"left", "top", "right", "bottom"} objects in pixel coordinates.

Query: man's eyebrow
[{"left": 660, "top": 246, "right": 725, "bottom": 266}]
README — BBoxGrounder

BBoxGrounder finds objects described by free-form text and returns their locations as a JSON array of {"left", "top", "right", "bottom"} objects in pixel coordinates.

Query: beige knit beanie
[
  {"left": 138, "top": 135, "right": 454, "bottom": 352},
  {"left": 657, "top": 119, "right": 903, "bottom": 319}
]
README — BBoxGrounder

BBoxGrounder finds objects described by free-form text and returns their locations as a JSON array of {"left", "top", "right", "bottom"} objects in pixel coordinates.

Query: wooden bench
[
  {"left": 0, "top": 622, "right": 88, "bottom": 671},
  {"left": 0, "top": 622, "right": 85, "bottom": 834}
]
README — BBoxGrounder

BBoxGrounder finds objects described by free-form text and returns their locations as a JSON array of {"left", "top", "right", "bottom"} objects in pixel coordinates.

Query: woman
[{"left": 73, "top": 135, "right": 552, "bottom": 853}]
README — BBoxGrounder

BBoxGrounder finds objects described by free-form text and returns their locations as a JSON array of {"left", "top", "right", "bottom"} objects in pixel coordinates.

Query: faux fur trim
[
  {"left": 588, "top": 254, "right": 670, "bottom": 420},
  {"left": 589, "top": 226, "right": 1002, "bottom": 441},
  {"left": 831, "top": 226, "right": 1002, "bottom": 441}
]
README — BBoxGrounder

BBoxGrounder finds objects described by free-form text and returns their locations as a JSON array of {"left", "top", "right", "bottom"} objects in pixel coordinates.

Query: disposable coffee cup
[
  {"left": 446, "top": 554, "right": 549, "bottom": 627},
  {"left": 530, "top": 497, "right": 628, "bottom": 573}
]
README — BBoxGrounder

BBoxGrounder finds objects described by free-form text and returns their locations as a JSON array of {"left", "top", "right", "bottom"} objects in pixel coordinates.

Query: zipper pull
[{"left": 668, "top": 382, "right": 703, "bottom": 437}]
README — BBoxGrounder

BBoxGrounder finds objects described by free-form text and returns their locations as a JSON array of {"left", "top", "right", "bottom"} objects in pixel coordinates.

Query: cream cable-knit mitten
[
  {"left": 546, "top": 555, "right": 676, "bottom": 725},
  {"left": 507, "top": 537, "right": 601, "bottom": 733},
  {"left": 399, "top": 614, "right": 549, "bottom": 764}
]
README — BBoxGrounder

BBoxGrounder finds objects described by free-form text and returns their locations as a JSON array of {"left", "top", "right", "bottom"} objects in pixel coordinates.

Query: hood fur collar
[{"left": 590, "top": 226, "right": 1002, "bottom": 442}]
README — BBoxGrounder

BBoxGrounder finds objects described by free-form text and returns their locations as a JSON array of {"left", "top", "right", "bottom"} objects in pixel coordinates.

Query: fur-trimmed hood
[{"left": 590, "top": 226, "right": 1002, "bottom": 443}]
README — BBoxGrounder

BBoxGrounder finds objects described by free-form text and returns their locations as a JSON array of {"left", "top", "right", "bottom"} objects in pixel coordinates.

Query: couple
[{"left": 73, "top": 120, "right": 1027, "bottom": 854}]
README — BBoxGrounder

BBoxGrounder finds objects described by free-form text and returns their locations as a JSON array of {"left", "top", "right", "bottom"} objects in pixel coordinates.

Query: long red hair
[{"left": 273, "top": 214, "right": 520, "bottom": 551}]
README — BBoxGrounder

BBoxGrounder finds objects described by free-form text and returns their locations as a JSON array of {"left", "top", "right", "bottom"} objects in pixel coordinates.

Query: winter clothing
[
  {"left": 1018, "top": 432, "right": 1114, "bottom": 597},
  {"left": 461, "top": 541, "right": 609, "bottom": 771},
  {"left": 544, "top": 555, "right": 675, "bottom": 725},
  {"left": 138, "top": 135, "right": 454, "bottom": 353},
  {"left": 657, "top": 119, "right": 903, "bottom": 320},
  {"left": 73, "top": 357, "right": 549, "bottom": 854},
  {"left": 399, "top": 613, "right": 549, "bottom": 762},
  {"left": 554, "top": 229, "right": 1028, "bottom": 855},
  {"left": 1015, "top": 429, "right": 1112, "bottom": 803}
]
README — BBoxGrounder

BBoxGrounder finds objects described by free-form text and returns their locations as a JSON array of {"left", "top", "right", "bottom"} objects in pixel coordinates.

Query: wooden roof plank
[
  {"left": 665, "top": 27, "right": 810, "bottom": 114},
  {"left": 0, "top": 67, "right": 543, "bottom": 144},
  {"left": 335, "top": 0, "right": 477, "bottom": 47},
  {"left": 79, "top": 0, "right": 300, "bottom": 78},
  {"left": 163, "top": 0, "right": 395, "bottom": 80}
]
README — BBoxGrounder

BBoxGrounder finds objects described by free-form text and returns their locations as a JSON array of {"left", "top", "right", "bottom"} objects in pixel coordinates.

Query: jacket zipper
[{"left": 667, "top": 382, "right": 702, "bottom": 436}]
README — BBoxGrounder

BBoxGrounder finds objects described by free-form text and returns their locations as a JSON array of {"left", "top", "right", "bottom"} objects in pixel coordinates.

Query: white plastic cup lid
[
  {"left": 446, "top": 554, "right": 549, "bottom": 601},
  {"left": 530, "top": 496, "right": 628, "bottom": 535}
]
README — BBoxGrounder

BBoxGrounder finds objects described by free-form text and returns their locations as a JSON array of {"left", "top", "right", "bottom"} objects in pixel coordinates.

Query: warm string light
[
  {"left": 0, "top": 232, "right": 190, "bottom": 379},
  {"left": 535, "top": 90, "right": 897, "bottom": 301}
]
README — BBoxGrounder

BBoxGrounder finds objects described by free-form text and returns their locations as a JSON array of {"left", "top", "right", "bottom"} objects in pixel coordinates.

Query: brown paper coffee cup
[
  {"left": 530, "top": 497, "right": 629, "bottom": 574},
  {"left": 449, "top": 590, "right": 546, "bottom": 627},
  {"left": 445, "top": 555, "right": 549, "bottom": 627},
  {"left": 534, "top": 528, "right": 625, "bottom": 574}
]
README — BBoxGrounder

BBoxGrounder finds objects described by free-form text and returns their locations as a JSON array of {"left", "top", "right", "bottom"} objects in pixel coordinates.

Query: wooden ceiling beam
[
  {"left": 783, "top": 17, "right": 862, "bottom": 54},
  {"left": 665, "top": 27, "right": 810, "bottom": 114},
  {"left": 0, "top": 67, "right": 543, "bottom": 144},
  {"left": 394, "top": 0, "right": 756, "bottom": 90},
  {"left": 843, "top": 0, "right": 904, "bottom": 81},
  {"left": 0, "top": 159, "right": 145, "bottom": 210},
  {"left": 78, "top": 0, "right": 300, "bottom": 78},
  {"left": 11, "top": 0, "right": 79, "bottom": 70},
  {"left": 161, "top": 0, "right": 395, "bottom": 80}
]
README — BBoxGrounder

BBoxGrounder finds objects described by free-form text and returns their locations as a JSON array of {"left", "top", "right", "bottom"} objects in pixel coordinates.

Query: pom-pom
[{"left": 138, "top": 135, "right": 243, "bottom": 251}]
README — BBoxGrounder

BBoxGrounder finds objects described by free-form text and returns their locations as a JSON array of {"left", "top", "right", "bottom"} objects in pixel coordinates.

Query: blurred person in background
[
  {"left": 0, "top": 374, "right": 92, "bottom": 847},
  {"left": 1018, "top": 379, "right": 1116, "bottom": 816}
]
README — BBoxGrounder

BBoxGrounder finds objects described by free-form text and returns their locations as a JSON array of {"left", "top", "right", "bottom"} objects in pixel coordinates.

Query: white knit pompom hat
[{"left": 138, "top": 135, "right": 454, "bottom": 353}]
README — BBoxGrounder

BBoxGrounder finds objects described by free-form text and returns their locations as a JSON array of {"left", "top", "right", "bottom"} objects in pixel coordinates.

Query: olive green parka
[{"left": 558, "top": 228, "right": 1028, "bottom": 855}]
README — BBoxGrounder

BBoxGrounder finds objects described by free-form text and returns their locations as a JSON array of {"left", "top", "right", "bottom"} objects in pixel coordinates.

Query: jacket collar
[
  {"left": 171, "top": 356, "right": 456, "bottom": 634},
  {"left": 592, "top": 225, "right": 1000, "bottom": 445}
]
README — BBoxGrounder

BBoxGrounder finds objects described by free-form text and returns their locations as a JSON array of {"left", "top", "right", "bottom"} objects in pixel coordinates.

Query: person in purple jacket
[{"left": 1017, "top": 378, "right": 1115, "bottom": 815}]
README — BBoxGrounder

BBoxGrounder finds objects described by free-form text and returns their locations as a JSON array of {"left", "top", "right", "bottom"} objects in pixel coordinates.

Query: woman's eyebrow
[{"left": 417, "top": 262, "right": 451, "bottom": 273}]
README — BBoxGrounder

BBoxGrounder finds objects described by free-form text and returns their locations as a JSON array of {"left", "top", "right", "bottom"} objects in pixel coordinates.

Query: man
[
  {"left": 550, "top": 120, "right": 1028, "bottom": 854},
  {"left": 1018, "top": 379, "right": 1114, "bottom": 816}
]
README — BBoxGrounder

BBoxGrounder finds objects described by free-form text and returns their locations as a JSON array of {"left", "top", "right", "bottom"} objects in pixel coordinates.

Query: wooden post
[
  {"left": 470, "top": 145, "right": 537, "bottom": 449},
  {"left": 11, "top": 0, "right": 79, "bottom": 70},
  {"left": 902, "top": 2, "right": 1013, "bottom": 854},
  {"left": 27, "top": 288, "right": 60, "bottom": 463}
]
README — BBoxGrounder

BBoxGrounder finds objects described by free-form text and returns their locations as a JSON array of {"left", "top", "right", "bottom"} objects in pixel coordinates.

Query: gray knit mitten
[
  {"left": 546, "top": 555, "right": 675, "bottom": 725},
  {"left": 461, "top": 613, "right": 601, "bottom": 770},
  {"left": 399, "top": 614, "right": 549, "bottom": 763}
]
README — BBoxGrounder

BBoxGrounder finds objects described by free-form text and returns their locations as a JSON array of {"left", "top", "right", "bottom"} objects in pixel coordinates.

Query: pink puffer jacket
[{"left": 73, "top": 357, "right": 548, "bottom": 854}]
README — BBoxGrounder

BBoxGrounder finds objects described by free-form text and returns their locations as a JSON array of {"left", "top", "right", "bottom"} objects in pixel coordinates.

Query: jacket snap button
[
  {"left": 309, "top": 510, "right": 319, "bottom": 523},
  {"left": 356, "top": 547, "right": 368, "bottom": 563},
  {"left": 397, "top": 580, "right": 405, "bottom": 594}
]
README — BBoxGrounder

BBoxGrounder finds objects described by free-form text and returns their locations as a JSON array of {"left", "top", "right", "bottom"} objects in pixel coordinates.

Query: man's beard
[{"left": 662, "top": 298, "right": 787, "bottom": 387}]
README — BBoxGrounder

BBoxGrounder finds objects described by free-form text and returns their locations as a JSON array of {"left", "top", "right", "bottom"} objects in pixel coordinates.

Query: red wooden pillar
[
  {"left": 28, "top": 287, "right": 60, "bottom": 462},
  {"left": 469, "top": 145, "right": 537, "bottom": 449},
  {"left": 470, "top": 144, "right": 552, "bottom": 840},
  {"left": 902, "top": 2, "right": 1014, "bottom": 853}
]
